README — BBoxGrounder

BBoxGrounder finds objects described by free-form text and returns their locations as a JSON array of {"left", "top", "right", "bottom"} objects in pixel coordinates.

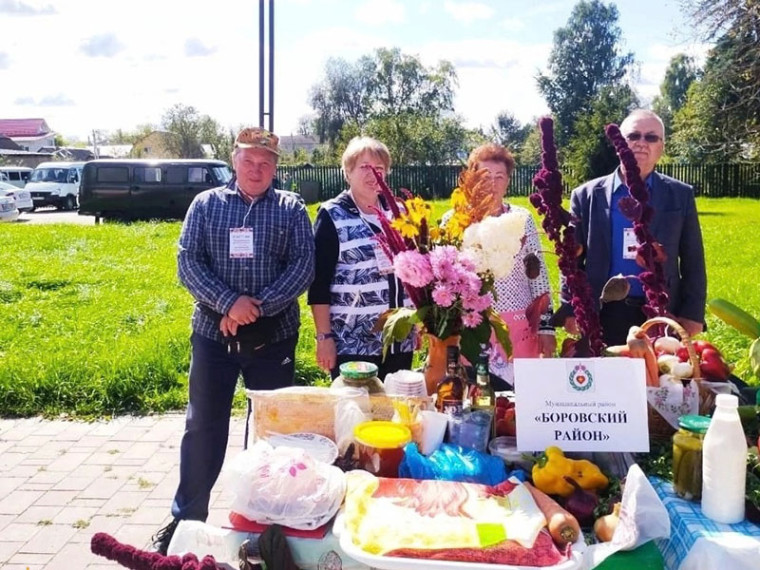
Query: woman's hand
[
  {"left": 539, "top": 334, "right": 557, "bottom": 358},
  {"left": 316, "top": 338, "right": 337, "bottom": 372}
]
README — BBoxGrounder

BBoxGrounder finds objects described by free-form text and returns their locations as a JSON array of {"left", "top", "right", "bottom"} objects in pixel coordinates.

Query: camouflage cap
[{"left": 234, "top": 127, "right": 280, "bottom": 155}]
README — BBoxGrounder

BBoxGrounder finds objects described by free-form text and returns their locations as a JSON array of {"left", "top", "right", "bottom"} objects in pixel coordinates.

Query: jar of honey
[{"left": 353, "top": 421, "right": 412, "bottom": 478}]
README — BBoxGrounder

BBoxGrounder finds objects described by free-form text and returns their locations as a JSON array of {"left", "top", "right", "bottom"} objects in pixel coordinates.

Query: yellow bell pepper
[{"left": 531, "top": 446, "right": 609, "bottom": 497}]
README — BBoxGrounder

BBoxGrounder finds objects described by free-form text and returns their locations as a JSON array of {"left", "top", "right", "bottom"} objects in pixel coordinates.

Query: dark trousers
[
  {"left": 330, "top": 351, "right": 414, "bottom": 381},
  {"left": 171, "top": 332, "right": 297, "bottom": 521},
  {"left": 600, "top": 299, "right": 646, "bottom": 347}
]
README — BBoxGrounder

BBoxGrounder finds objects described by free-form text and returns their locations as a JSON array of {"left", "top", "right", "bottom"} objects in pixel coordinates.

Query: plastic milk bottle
[{"left": 701, "top": 394, "right": 747, "bottom": 524}]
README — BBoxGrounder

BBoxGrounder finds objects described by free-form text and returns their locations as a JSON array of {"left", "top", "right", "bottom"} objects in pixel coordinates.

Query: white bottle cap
[{"left": 715, "top": 393, "right": 738, "bottom": 408}]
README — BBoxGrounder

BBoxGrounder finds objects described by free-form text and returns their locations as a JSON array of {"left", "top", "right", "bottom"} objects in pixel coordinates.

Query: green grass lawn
[{"left": 1, "top": 197, "right": 758, "bottom": 418}]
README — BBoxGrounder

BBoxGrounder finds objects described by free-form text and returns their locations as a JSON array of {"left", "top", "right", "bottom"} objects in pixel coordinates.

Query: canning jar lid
[
  {"left": 677, "top": 414, "right": 711, "bottom": 434},
  {"left": 339, "top": 361, "right": 379, "bottom": 380},
  {"left": 354, "top": 421, "right": 411, "bottom": 449}
]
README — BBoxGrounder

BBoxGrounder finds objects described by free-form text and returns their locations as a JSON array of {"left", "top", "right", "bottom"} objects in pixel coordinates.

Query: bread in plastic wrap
[{"left": 247, "top": 386, "right": 430, "bottom": 443}]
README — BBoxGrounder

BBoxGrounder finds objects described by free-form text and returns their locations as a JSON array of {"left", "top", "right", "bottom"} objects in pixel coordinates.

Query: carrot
[
  {"left": 627, "top": 326, "right": 660, "bottom": 387},
  {"left": 524, "top": 482, "right": 580, "bottom": 547}
]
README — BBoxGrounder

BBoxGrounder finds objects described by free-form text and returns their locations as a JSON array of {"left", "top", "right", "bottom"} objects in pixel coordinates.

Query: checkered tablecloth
[{"left": 649, "top": 477, "right": 760, "bottom": 570}]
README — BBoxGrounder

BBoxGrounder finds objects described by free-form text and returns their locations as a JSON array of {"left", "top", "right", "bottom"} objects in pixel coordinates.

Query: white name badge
[
  {"left": 373, "top": 243, "right": 394, "bottom": 275},
  {"left": 229, "top": 228, "right": 254, "bottom": 258},
  {"left": 623, "top": 227, "right": 638, "bottom": 260},
  {"left": 514, "top": 358, "right": 649, "bottom": 452}
]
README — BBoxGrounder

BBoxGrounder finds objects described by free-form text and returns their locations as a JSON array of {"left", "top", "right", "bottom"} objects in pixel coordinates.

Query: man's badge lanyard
[{"left": 229, "top": 196, "right": 256, "bottom": 259}]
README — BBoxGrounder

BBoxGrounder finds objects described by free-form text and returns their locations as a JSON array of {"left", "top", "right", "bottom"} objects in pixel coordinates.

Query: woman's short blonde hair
[{"left": 341, "top": 137, "right": 392, "bottom": 182}]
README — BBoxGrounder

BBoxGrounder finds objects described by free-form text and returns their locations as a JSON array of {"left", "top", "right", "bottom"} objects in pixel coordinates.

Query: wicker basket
[{"left": 639, "top": 316, "right": 714, "bottom": 440}]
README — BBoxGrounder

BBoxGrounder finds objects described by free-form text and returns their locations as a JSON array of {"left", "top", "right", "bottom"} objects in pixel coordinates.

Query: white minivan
[
  {"left": 26, "top": 161, "right": 86, "bottom": 210},
  {"left": 0, "top": 166, "right": 33, "bottom": 188}
]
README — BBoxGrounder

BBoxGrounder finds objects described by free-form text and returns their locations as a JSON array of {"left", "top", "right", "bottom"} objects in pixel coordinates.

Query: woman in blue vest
[{"left": 308, "top": 137, "right": 415, "bottom": 380}]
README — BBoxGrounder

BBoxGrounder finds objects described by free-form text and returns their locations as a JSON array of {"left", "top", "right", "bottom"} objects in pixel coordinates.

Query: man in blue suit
[{"left": 563, "top": 109, "right": 707, "bottom": 346}]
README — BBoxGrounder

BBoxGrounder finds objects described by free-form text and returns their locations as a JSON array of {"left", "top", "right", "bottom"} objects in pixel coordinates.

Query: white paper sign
[{"left": 513, "top": 357, "right": 649, "bottom": 452}]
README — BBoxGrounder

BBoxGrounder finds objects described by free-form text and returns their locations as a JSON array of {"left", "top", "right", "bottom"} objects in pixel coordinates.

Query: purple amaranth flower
[
  {"left": 530, "top": 117, "right": 605, "bottom": 356},
  {"left": 605, "top": 124, "right": 669, "bottom": 318}
]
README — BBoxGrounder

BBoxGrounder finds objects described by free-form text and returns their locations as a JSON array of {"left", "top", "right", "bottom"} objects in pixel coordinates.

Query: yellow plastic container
[{"left": 353, "top": 421, "right": 412, "bottom": 478}]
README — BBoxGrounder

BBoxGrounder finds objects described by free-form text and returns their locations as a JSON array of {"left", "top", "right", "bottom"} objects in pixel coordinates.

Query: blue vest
[{"left": 323, "top": 194, "right": 414, "bottom": 356}]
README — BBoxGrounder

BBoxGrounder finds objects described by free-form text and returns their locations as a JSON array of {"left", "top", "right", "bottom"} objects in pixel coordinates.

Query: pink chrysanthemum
[
  {"left": 432, "top": 283, "right": 456, "bottom": 307},
  {"left": 462, "top": 310, "right": 484, "bottom": 328},
  {"left": 393, "top": 250, "right": 434, "bottom": 288},
  {"left": 429, "top": 245, "right": 459, "bottom": 280}
]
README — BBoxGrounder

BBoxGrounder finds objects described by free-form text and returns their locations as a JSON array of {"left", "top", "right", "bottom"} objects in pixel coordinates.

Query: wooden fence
[{"left": 278, "top": 163, "right": 760, "bottom": 203}]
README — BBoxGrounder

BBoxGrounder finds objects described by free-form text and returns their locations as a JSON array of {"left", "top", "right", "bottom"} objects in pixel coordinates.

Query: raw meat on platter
[{"left": 342, "top": 472, "right": 573, "bottom": 567}]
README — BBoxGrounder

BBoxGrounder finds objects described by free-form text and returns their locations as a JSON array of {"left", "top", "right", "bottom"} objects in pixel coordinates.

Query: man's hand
[
  {"left": 538, "top": 334, "right": 557, "bottom": 358},
  {"left": 219, "top": 315, "right": 239, "bottom": 337},
  {"left": 227, "top": 296, "right": 262, "bottom": 325},
  {"left": 677, "top": 316, "right": 704, "bottom": 337},
  {"left": 564, "top": 316, "right": 580, "bottom": 335},
  {"left": 316, "top": 338, "right": 337, "bottom": 372}
]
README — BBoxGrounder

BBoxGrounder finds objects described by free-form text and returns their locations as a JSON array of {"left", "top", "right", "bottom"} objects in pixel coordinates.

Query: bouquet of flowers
[{"left": 371, "top": 166, "right": 529, "bottom": 366}]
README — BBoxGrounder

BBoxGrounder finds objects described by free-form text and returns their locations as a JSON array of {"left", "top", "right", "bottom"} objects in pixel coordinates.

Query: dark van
[{"left": 79, "top": 159, "right": 233, "bottom": 220}]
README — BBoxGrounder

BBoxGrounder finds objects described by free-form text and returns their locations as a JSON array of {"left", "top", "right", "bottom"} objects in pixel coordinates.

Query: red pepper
[{"left": 699, "top": 348, "right": 730, "bottom": 381}]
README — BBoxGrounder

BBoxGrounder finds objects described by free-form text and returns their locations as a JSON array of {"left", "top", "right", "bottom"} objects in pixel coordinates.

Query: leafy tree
[
  {"left": 537, "top": 0, "right": 634, "bottom": 146},
  {"left": 652, "top": 54, "right": 701, "bottom": 136},
  {"left": 564, "top": 84, "right": 639, "bottom": 186},
  {"left": 109, "top": 125, "right": 156, "bottom": 145},
  {"left": 489, "top": 111, "right": 531, "bottom": 154},
  {"left": 307, "top": 47, "right": 463, "bottom": 164},
  {"left": 672, "top": 0, "right": 760, "bottom": 160},
  {"left": 160, "top": 104, "right": 233, "bottom": 161},
  {"left": 309, "top": 56, "right": 374, "bottom": 146}
]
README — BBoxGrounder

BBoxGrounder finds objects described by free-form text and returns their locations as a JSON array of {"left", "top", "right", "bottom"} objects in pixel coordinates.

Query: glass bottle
[
  {"left": 435, "top": 345, "right": 466, "bottom": 417},
  {"left": 472, "top": 346, "right": 495, "bottom": 412},
  {"left": 671, "top": 414, "right": 710, "bottom": 500},
  {"left": 702, "top": 394, "right": 747, "bottom": 524}
]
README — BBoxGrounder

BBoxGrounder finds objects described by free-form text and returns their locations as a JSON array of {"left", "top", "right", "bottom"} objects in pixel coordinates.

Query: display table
[{"left": 650, "top": 477, "right": 760, "bottom": 570}]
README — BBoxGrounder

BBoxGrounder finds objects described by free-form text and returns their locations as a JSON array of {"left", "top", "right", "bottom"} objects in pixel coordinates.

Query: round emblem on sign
[{"left": 569, "top": 364, "right": 593, "bottom": 391}]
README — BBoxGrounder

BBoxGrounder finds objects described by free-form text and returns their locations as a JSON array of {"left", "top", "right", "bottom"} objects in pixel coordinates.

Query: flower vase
[{"left": 423, "top": 334, "right": 461, "bottom": 396}]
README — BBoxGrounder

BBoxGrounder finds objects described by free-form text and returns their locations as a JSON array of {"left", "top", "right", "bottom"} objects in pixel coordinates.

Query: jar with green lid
[
  {"left": 331, "top": 361, "right": 385, "bottom": 394},
  {"left": 672, "top": 414, "right": 711, "bottom": 500}
]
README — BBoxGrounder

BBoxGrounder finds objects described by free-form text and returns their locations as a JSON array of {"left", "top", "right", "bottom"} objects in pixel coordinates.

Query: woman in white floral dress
[{"left": 466, "top": 143, "right": 556, "bottom": 388}]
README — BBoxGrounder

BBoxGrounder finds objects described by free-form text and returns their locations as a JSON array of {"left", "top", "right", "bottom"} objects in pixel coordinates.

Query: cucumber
[{"left": 708, "top": 298, "right": 760, "bottom": 339}]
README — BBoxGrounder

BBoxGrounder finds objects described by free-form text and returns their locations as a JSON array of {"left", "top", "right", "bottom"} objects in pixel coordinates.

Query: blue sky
[{"left": 0, "top": 0, "right": 709, "bottom": 142}]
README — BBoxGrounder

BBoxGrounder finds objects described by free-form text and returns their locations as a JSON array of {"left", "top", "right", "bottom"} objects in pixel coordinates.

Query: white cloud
[
  {"left": 416, "top": 38, "right": 552, "bottom": 129},
  {"left": 184, "top": 38, "right": 217, "bottom": 58},
  {"left": 443, "top": 1, "right": 494, "bottom": 24},
  {"left": 79, "top": 33, "right": 124, "bottom": 58},
  {"left": 354, "top": 0, "right": 405, "bottom": 25},
  {"left": 500, "top": 17, "right": 525, "bottom": 33},
  {"left": 0, "top": 0, "right": 55, "bottom": 16}
]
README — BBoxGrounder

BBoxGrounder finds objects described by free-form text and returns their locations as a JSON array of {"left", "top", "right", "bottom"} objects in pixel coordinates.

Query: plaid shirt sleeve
[
  {"left": 177, "top": 196, "right": 239, "bottom": 315},
  {"left": 257, "top": 200, "right": 315, "bottom": 316}
]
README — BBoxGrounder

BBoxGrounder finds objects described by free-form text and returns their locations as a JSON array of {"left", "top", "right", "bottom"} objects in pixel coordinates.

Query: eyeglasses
[{"left": 624, "top": 132, "right": 662, "bottom": 143}]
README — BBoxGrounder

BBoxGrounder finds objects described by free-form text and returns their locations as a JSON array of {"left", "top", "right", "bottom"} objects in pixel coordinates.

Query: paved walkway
[{"left": 0, "top": 414, "right": 245, "bottom": 569}]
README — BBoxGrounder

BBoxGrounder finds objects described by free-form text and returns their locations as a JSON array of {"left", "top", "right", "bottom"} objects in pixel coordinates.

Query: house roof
[
  {"left": 0, "top": 136, "right": 22, "bottom": 151},
  {"left": 0, "top": 118, "right": 52, "bottom": 137}
]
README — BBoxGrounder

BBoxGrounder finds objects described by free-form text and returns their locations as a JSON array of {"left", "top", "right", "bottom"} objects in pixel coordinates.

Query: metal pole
[
  {"left": 258, "top": 0, "right": 265, "bottom": 128},
  {"left": 268, "top": 0, "right": 274, "bottom": 132}
]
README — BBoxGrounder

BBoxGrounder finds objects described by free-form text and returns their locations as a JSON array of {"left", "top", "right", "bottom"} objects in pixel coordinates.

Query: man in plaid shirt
[{"left": 151, "top": 127, "right": 315, "bottom": 554}]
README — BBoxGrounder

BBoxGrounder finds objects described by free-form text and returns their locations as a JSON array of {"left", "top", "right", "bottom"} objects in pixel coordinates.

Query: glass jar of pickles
[{"left": 672, "top": 414, "right": 711, "bottom": 500}]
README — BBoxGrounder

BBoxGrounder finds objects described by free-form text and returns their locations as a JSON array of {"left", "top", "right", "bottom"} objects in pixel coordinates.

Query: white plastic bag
[
  {"left": 222, "top": 440, "right": 346, "bottom": 530},
  {"left": 582, "top": 463, "right": 670, "bottom": 568},
  {"left": 167, "top": 520, "right": 247, "bottom": 566},
  {"left": 334, "top": 398, "right": 371, "bottom": 456}
]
